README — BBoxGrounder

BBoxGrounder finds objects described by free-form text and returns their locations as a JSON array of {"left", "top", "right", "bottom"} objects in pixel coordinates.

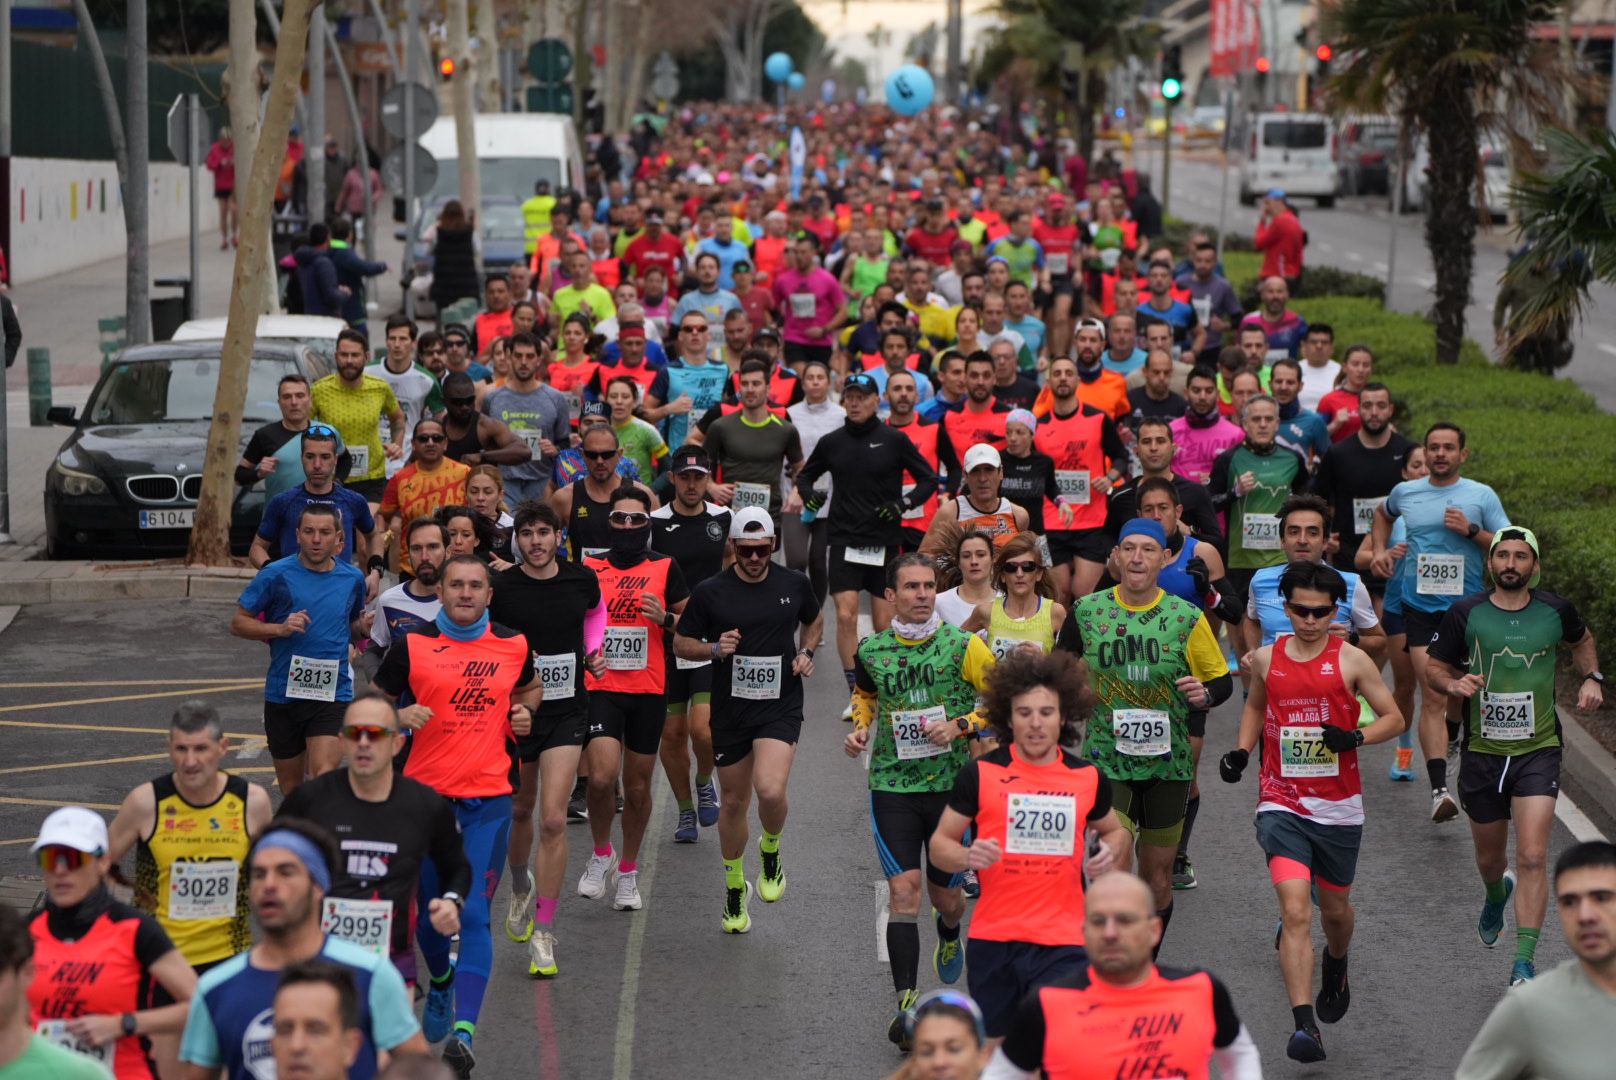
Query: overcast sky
[{"left": 800, "top": 0, "right": 1001, "bottom": 88}]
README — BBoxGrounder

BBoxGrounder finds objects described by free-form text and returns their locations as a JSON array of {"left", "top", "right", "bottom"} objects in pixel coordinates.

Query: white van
[
  {"left": 415, "top": 113, "right": 586, "bottom": 206},
  {"left": 1238, "top": 113, "right": 1339, "bottom": 208}
]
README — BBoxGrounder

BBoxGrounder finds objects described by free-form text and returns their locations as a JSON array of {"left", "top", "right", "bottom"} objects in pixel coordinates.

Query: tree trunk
[
  {"left": 474, "top": 0, "right": 500, "bottom": 112},
  {"left": 1421, "top": 74, "right": 1478, "bottom": 365},
  {"left": 570, "top": 0, "right": 590, "bottom": 132},
  {"left": 126, "top": 0, "right": 150, "bottom": 344},
  {"left": 187, "top": 0, "right": 316, "bottom": 566},
  {"left": 69, "top": 0, "right": 130, "bottom": 211},
  {"left": 226, "top": 0, "right": 270, "bottom": 315},
  {"left": 447, "top": 0, "right": 480, "bottom": 218},
  {"left": 603, "top": 0, "right": 622, "bottom": 131},
  {"left": 623, "top": 9, "right": 652, "bottom": 123}
]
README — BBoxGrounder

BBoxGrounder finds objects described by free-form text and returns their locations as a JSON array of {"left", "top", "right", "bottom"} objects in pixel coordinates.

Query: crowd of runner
[{"left": 5, "top": 99, "right": 1613, "bottom": 1080}]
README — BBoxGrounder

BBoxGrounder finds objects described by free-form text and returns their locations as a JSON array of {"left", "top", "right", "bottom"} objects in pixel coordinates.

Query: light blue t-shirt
[
  {"left": 869, "top": 364, "right": 936, "bottom": 412},
  {"left": 1247, "top": 562, "right": 1378, "bottom": 645},
  {"left": 695, "top": 236, "right": 751, "bottom": 290},
  {"left": 1004, "top": 314, "right": 1047, "bottom": 360},
  {"left": 1103, "top": 348, "right": 1148, "bottom": 378},
  {"left": 1383, "top": 476, "right": 1509, "bottom": 613},
  {"left": 671, "top": 286, "right": 742, "bottom": 327},
  {"left": 1277, "top": 408, "right": 1331, "bottom": 463},
  {"left": 238, "top": 556, "right": 367, "bottom": 703}
]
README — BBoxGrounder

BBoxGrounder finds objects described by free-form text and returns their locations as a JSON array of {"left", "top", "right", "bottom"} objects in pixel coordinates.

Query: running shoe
[
  {"left": 696, "top": 779, "right": 720, "bottom": 827},
  {"left": 722, "top": 880, "right": 752, "bottom": 933},
  {"left": 527, "top": 930, "right": 558, "bottom": 978},
  {"left": 567, "top": 778, "right": 589, "bottom": 822},
  {"left": 1286, "top": 1024, "right": 1326, "bottom": 1063},
  {"left": 1431, "top": 787, "right": 1459, "bottom": 823},
  {"left": 612, "top": 869, "right": 643, "bottom": 911},
  {"left": 422, "top": 976, "right": 455, "bottom": 1043},
  {"left": 578, "top": 850, "right": 617, "bottom": 900},
  {"left": 1510, "top": 959, "right": 1536, "bottom": 986},
  {"left": 1389, "top": 747, "right": 1415, "bottom": 781},
  {"left": 441, "top": 1032, "right": 475, "bottom": 1078},
  {"left": 1478, "top": 870, "right": 1516, "bottom": 948},
  {"left": 888, "top": 988, "right": 919, "bottom": 1051},
  {"left": 933, "top": 914, "right": 964, "bottom": 984},
  {"left": 962, "top": 869, "right": 980, "bottom": 899},
  {"left": 673, "top": 809, "right": 698, "bottom": 844},
  {"left": 1316, "top": 958, "right": 1351, "bottom": 1023},
  {"left": 505, "top": 868, "right": 534, "bottom": 942},
  {"left": 1172, "top": 854, "right": 1198, "bottom": 890},
  {"left": 758, "top": 844, "right": 786, "bottom": 902}
]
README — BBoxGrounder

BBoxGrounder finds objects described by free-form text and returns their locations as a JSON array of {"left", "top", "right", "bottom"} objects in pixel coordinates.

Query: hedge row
[
  {"left": 1218, "top": 250, "right": 1386, "bottom": 308},
  {"left": 1289, "top": 297, "right": 1616, "bottom": 651}
]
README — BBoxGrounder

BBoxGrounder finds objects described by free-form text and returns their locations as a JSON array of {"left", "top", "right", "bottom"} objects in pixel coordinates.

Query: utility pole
[
  {"left": 945, "top": 0, "right": 962, "bottom": 105},
  {"left": 0, "top": 0, "right": 10, "bottom": 543},
  {"left": 447, "top": 0, "right": 479, "bottom": 218},
  {"left": 127, "top": 0, "right": 151, "bottom": 343},
  {"left": 307, "top": 4, "right": 326, "bottom": 224},
  {"left": 403, "top": 0, "right": 419, "bottom": 320}
]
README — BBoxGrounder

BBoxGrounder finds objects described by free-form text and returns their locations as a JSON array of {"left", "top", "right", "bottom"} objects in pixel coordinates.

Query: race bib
[
  {"left": 901, "top": 482, "right": 925, "bottom": 521},
  {"left": 567, "top": 393, "right": 584, "bottom": 422},
  {"left": 1047, "top": 252, "right": 1071, "bottom": 276},
  {"left": 675, "top": 655, "right": 711, "bottom": 670},
  {"left": 534, "top": 652, "right": 576, "bottom": 701},
  {"left": 733, "top": 482, "right": 771, "bottom": 512},
  {"left": 1192, "top": 296, "right": 1212, "bottom": 325},
  {"left": 789, "top": 292, "right": 816, "bottom": 318},
  {"left": 1416, "top": 553, "right": 1465, "bottom": 596},
  {"left": 1055, "top": 470, "right": 1091, "bottom": 505},
  {"left": 989, "top": 636, "right": 1036, "bottom": 662},
  {"left": 845, "top": 545, "right": 887, "bottom": 567},
  {"left": 1353, "top": 498, "right": 1381, "bottom": 536},
  {"left": 168, "top": 860, "right": 239, "bottom": 920},
  {"left": 731, "top": 655, "right": 782, "bottom": 700},
  {"left": 321, "top": 896, "right": 394, "bottom": 955},
  {"left": 1112, "top": 709, "right": 1171, "bottom": 757},
  {"left": 602, "top": 626, "right": 649, "bottom": 670},
  {"left": 1241, "top": 513, "right": 1281, "bottom": 551},
  {"left": 286, "top": 655, "right": 340, "bottom": 702},
  {"left": 1480, "top": 691, "right": 1534, "bottom": 742},
  {"left": 1280, "top": 725, "right": 1339, "bottom": 777},
  {"left": 35, "top": 1021, "right": 114, "bottom": 1069},
  {"left": 891, "top": 705, "right": 948, "bottom": 760},
  {"left": 1264, "top": 347, "right": 1289, "bottom": 364},
  {"left": 519, "top": 429, "right": 545, "bottom": 456},
  {"left": 349, "top": 443, "right": 371, "bottom": 476},
  {"left": 1004, "top": 792, "right": 1077, "bottom": 856}
]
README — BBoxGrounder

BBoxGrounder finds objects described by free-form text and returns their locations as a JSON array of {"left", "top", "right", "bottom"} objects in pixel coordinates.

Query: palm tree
[{"left": 1321, "top": 0, "right": 1568, "bottom": 364}]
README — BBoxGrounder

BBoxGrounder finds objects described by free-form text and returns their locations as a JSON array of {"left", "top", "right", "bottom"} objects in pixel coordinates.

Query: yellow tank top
[
  {"left": 986, "top": 595, "right": 1055, "bottom": 660},
  {"left": 135, "top": 774, "right": 253, "bottom": 966}
]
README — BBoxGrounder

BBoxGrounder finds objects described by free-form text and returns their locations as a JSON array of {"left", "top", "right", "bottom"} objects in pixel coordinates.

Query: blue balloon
[
  {"left": 765, "top": 52, "right": 794, "bottom": 84},
  {"left": 884, "top": 64, "right": 934, "bottom": 116},
  {"left": 788, "top": 71, "right": 806, "bottom": 91}
]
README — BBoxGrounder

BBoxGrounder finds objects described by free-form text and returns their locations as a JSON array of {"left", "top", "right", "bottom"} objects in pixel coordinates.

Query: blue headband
[
  {"left": 255, "top": 829, "right": 331, "bottom": 891},
  {"left": 1119, "top": 518, "right": 1167, "bottom": 547}
]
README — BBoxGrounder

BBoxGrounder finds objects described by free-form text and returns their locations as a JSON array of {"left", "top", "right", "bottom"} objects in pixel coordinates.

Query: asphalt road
[
  {"left": 0, "top": 598, "right": 1608, "bottom": 1077},
  {"left": 1159, "top": 153, "right": 1616, "bottom": 412}
]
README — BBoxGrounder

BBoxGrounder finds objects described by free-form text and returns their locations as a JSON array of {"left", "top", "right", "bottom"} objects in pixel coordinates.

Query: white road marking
[
  {"left": 1557, "top": 791, "right": 1609, "bottom": 843},
  {"left": 876, "top": 880, "right": 891, "bottom": 963},
  {"left": 1597, "top": 343, "right": 1616, "bottom": 358},
  {"left": 611, "top": 787, "right": 670, "bottom": 1080}
]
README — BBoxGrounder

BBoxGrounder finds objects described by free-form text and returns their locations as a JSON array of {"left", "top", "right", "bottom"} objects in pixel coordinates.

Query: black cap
[
  {"left": 671, "top": 448, "right": 711, "bottom": 474},
  {"left": 755, "top": 326, "right": 781, "bottom": 342},
  {"left": 843, "top": 372, "right": 878, "bottom": 396},
  {"left": 580, "top": 401, "right": 609, "bottom": 420}
]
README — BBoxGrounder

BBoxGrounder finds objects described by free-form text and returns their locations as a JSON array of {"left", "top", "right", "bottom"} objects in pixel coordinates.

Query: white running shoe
[
  {"left": 578, "top": 850, "right": 617, "bottom": 899},
  {"left": 612, "top": 869, "right": 643, "bottom": 911},
  {"left": 527, "top": 929, "right": 558, "bottom": 977},
  {"left": 505, "top": 869, "right": 535, "bottom": 942}
]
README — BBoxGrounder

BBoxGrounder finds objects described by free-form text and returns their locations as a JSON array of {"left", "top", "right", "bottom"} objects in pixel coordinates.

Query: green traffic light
[{"left": 1162, "top": 77, "right": 1182, "bottom": 101}]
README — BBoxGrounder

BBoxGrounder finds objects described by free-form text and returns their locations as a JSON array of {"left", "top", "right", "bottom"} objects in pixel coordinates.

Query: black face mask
[{"left": 609, "top": 523, "right": 651, "bottom": 558}]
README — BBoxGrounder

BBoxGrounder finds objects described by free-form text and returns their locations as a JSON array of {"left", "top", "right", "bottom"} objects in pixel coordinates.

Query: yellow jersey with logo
[{"left": 135, "top": 774, "right": 253, "bottom": 966}]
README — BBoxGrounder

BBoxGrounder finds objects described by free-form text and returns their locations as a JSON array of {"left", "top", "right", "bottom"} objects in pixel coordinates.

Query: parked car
[
  {"left": 1238, "top": 112, "right": 1338, "bottom": 208},
  {"left": 399, "top": 195, "right": 526, "bottom": 318},
  {"left": 172, "top": 315, "right": 348, "bottom": 361},
  {"left": 1337, "top": 117, "right": 1398, "bottom": 196},
  {"left": 1480, "top": 144, "right": 1510, "bottom": 222},
  {"left": 43, "top": 340, "right": 331, "bottom": 559}
]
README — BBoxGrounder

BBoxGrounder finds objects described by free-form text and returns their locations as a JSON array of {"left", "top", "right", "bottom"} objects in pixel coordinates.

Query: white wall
[{"left": 9, "top": 157, "right": 216, "bottom": 284}]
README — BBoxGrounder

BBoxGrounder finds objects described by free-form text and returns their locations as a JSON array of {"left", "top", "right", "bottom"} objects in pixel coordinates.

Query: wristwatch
[
  {"left": 662, "top": 611, "right": 676, "bottom": 630},
  {"left": 1466, "top": 522, "right": 1481, "bottom": 539},
  {"left": 442, "top": 892, "right": 465, "bottom": 912},
  {"left": 1585, "top": 671, "right": 1605, "bottom": 684},
  {"left": 121, "top": 1012, "right": 137, "bottom": 1038},
  {"left": 799, "top": 647, "right": 815, "bottom": 659},
  {"left": 710, "top": 641, "right": 722, "bottom": 660}
]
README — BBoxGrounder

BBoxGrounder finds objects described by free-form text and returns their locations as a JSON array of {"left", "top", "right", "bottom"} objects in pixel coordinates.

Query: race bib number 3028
[{"left": 168, "top": 860, "right": 239, "bottom": 920}]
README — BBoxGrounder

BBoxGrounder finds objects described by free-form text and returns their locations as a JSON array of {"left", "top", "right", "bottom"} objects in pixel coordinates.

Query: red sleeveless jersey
[
  {"left": 585, "top": 553, "right": 673, "bottom": 695},
  {"left": 1259, "top": 635, "right": 1364, "bottom": 825},
  {"left": 889, "top": 417, "right": 942, "bottom": 533},
  {"left": 1034, "top": 405, "right": 1113, "bottom": 532},
  {"left": 943, "top": 403, "right": 1009, "bottom": 459},
  {"left": 30, "top": 906, "right": 163, "bottom": 1079}
]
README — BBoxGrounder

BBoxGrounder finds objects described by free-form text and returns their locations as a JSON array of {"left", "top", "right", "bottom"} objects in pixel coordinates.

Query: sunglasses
[
  {"left": 584, "top": 449, "right": 618, "bottom": 461},
  {"left": 37, "top": 845, "right": 93, "bottom": 873},
  {"left": 1287, "top": 602, "right": 1336, "bottom": 621},
  {"left": 679, "top": 325, "right": 709, "bottom": 334},
  {"left": 1003, "top": 560, "right": 1041, "bottom": 575},
  {"left": 341, "top": 724, "right": 395, "bottom": 743},
  {"left": 415, "top": 433, "right": 446, "bottom": 444},
  {"left": 306, "top": 423, "right": 337, "bottom": 437},
  {"left": 735, "top": 544, "right": 773, "bottom": 560},
  {"left": 445, "top": 338, "right": 469, "bottom": 349},
  {"left": 609, "top": 510, "right": 650, "bottom": 526},
  {"left": 446, "top": 396, "right": 476, "bottom": 407}
]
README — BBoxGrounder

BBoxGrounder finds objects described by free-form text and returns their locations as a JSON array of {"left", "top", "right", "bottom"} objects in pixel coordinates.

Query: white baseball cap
[
  {"left": 729, "top": 506, "right": 776, "bottom": 540},
  {"left": 31, "top": 806, "right": 109, "bottom": 855},
  {"left": 962, "top": 444, "right": 1002, "bottom": 472}
]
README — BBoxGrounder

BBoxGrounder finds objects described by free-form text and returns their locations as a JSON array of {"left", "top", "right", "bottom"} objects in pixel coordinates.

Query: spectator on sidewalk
[
  {"left": 327, "top": 217, "right": 387, "bottom": 332},
  {"left": 292, "top": 223, "right": 345, "bottom": 319}
]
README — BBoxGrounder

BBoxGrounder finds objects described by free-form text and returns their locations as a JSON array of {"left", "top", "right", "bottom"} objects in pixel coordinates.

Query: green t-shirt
[
  {"left": 615, "top": 417, "right": 667, "bottom": 480},
  {"left": 702, "top": 412, "right": 803, "bottom": 516},
  {"left": 1429, "top": 590, "right": 1586, "bottom": 756},
  {"left": 850, "top": 255, "right": 890, "bottom": 300},
  {"left": 1067, "top": 588, "right": 1228, "bottom": 782},
  {"left": 856, "top": 624, "right": 992, "bottom": 793},
  {"left": 2, "top": 1035, "right": 114, "bottom": 1079},
  {"left": 1220, "top": 443, "right": 1306, "bottom": 570},
  {"left": 551, "top": 282, "right": 617, "bottom": 325}
]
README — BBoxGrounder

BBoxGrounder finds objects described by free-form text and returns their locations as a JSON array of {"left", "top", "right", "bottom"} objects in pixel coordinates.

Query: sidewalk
[{"left": 1, "top": 230, "right": 407, "bottom": 560}]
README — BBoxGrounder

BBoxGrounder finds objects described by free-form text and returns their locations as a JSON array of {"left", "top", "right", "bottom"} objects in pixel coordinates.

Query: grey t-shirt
[
  {"left": 481, "top": 383, "right": 572, "bottom": 482},
  {"left": 703, "top": 412, "right": 803, "bottom": 516},
  {"left": 1456, "top": 960, "right": 1616, "bottom": 1080}
]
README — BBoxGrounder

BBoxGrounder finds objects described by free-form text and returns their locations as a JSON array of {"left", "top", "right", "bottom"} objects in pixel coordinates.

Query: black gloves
[
  {"left": 804, "top": 492, "right": 826, "bottom": 514},
  {"left": 1219, "top": 748, "right": 1249, "bottom": 783},
  {"left": 1321, "top": 725, "right": 1365, "bottom": 753},
  {"left": 876, "top": 499, "right": 907, "bottom": 522},
  {"left": 1186, "top": 556, "right": 1211, "bottom": 596}
]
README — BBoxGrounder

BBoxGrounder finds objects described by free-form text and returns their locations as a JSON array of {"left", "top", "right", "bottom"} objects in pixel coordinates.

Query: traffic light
[
  {"left": 438, "top": 56, "right": 456, "bottom": 82},
  {"left": 1315, "top": 43, "right": 1333, "bottom": 78},
  {"left": 1161, "top": 44, "right": 1183, "bottom": 102},
  {"left": 1255, "top": 56, "right": 1270, "bottom": 73}
]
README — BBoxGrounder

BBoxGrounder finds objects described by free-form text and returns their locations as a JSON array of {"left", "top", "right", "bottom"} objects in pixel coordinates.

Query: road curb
[
  {"left": 0, "top": 562, "right": 255, "bottom": 607},
  {"left": 1560, "top": 705, "right": 1616, "bottom": 838}
]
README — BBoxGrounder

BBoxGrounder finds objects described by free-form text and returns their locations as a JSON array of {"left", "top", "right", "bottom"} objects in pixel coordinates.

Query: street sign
[
  {"left": 651, "top": 70, "right": 680, "bottom": 101},
  {"left": 380, "top": 82, "right": 438, "bottom": 139},
  {"left": 527, "top": 39, "right": 573, "bottom": 84},
  {"left": 526, "top": 85, "right": 575, "bottom": 114},
  {"left": 165, "top": 94, "right": 208, "bottom": 165},
  {"left": 382, "top": 144, "right": 439, "bottom": 195}
]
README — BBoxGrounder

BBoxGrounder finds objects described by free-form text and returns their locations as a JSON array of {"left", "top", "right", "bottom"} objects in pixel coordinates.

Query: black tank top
[
  {"left": 568, "top": 479, "right": 621, "bottom": 561},
  {"left": 444, "top": 417, "right": 483, "bottom": 463}
]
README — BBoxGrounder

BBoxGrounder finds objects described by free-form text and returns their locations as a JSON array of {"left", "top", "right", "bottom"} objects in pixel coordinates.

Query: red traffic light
[
  {"left": 1255, "top": 56, "right": 1271, "bottom": 73},
  {"left": 1315, "top": 44, "right": 1333, "bottom": 62},
  {"left": 439, "top": 56, "right": 456, "bottom": 79}
]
